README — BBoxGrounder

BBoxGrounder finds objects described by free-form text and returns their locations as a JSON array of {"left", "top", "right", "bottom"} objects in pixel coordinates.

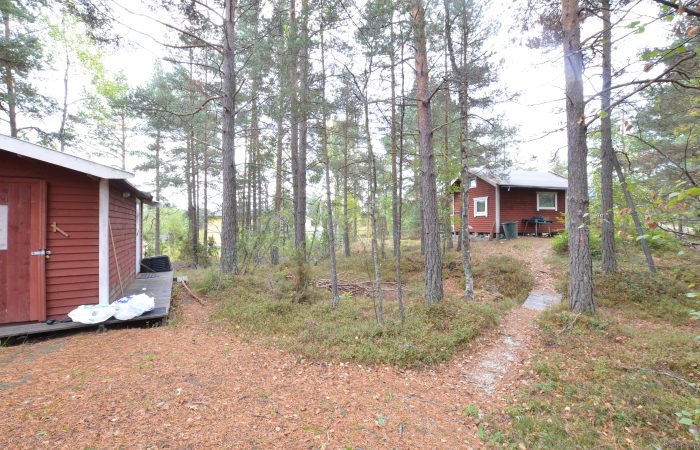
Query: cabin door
[{"left": 0, "top": 178, "right": 47, "bottom": 324}]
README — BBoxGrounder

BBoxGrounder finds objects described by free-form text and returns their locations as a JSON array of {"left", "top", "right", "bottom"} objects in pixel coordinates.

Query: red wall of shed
[
  {"left": 498, "top": 188, "right": 566, "bottom": 233},
  {"left": 452, "top": 177, "right": 497, "bottom": 233},
  {"left": 0, "top": 151, "right": 99, "bottom": 319},
  {"left": 108, "top": 182, "right": 136, "bottom": 300}
]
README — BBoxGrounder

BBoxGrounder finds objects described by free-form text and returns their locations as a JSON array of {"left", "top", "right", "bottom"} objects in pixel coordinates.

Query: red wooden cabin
[
  {"left": 0, "top": 135, "right": 153, "bottom": 326},
  {"left": 452, "top": 169, "right": 567, "bottom": 237}
]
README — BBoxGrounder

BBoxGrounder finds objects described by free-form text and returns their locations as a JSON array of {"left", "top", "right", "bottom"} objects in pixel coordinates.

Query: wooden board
[{"left": 0, "top": 178, "right": 46, "bottom": 323}]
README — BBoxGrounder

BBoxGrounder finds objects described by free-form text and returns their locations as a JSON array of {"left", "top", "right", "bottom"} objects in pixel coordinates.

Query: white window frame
[
  {"left": 474, "top": 196, "right": 488, "bottom": 217},
  {"left": 0, "top": 204, "right": 7, "bottom": 250},
  {"left": 537, "top": 191, "right": 557, "bottom": 211},
  {"left": 469, "top": 178, "right": 477, "bottom": 189}
]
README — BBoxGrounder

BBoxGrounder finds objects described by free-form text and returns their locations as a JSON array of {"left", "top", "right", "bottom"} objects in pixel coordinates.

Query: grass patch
[
  {"left": 211, "top": 271, "right": 513, "bottom": 366},
  {"left": 487, "top": 264, "right": 700, "bottom": 448},
  {"left": 197, "top": 243, "right": 531, "bottom": 367},
  {"left": 472, "top": 255, "right": 534, "bottom": 301},
  {"left": 595, "top": 268, "right": 697, "bottom": 325}
]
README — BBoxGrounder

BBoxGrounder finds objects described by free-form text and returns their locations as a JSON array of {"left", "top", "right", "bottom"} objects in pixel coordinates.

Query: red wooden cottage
[
  {"left": 0, "top": 135, "right": 153, "bottom": 326},
  {"left": 452, "top": 169, "right": 568, "bottom": 237}
]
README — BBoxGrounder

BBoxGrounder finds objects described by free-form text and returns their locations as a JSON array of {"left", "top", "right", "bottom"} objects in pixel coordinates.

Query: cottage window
[
  {"left": 469, "top": 178, "right": 477, "bottom": 189},
  {"left": 474, "top": 197, "right": 488, "bottom": 217},
  {"left": 537, "top": 191, "right": 557, "bottom": 211},
  {"left": 0, "top": 205, "right": 7, "bottom": 250}
]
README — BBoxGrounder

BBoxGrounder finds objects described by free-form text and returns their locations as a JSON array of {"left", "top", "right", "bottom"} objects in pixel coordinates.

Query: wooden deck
[{"left": 0, "top": 271, "right": 174, "bottom": 339}]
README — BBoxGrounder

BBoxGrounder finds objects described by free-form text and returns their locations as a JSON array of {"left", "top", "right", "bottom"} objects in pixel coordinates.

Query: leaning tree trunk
[
  {"left": 563, "top": 0, "right": 594, "bottom": 313},
  {"left": 412, "top": 0, "right": 444, "bottom": 304},
  {"left": 613, "top": 155, "right": 657, "bottom": 273},
  {"left": 600, "top": 0, "right": 617, "bottom": 273},
  {"left": 220, "top": 0, "right": 239, "bottom": 274}
]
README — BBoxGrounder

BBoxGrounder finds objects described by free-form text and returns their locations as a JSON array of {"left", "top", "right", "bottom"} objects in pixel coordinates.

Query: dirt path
[
  {"left": 0, "top": 238, "right": 558, "bottom": 449},
  {"left": 453, "top": 238, "right": 559, "bottom": 403}
]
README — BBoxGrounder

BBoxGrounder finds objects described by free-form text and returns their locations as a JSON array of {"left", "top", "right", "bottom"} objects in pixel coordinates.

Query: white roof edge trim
[
  {"left": 0, "top": 134, "right": 133, "bottom": 179},
  {"left": 467, "top": 169, "right": 498, "bottom": 187}
]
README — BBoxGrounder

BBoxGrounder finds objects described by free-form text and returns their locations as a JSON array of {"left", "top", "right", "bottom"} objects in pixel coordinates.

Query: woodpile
[{"left": 315, "top": 279, "right": 404, "bottom": 297}]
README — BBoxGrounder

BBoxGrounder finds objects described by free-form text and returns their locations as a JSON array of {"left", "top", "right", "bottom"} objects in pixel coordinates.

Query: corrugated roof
[{"left": 471, "top": 168, "right": 568, "bottom": 189}]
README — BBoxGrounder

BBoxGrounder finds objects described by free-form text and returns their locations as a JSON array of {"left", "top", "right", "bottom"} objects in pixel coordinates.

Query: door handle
[{"left": 31, "top": 249, "right": 52, "bottom": 259}]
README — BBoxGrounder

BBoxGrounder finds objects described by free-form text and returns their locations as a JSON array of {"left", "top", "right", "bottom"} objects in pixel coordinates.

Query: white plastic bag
[
  {"left": 68, "top": 304, "right": 116, "bottom": 324},
  {"left": 112, "top": 293, "right": 155, "bottom": 320}
]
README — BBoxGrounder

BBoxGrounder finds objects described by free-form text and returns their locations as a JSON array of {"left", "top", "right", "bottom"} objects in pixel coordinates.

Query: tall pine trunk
[
  {"left": 271, "top": 82, "right": 284, "bottom": 265},
  {"left": 444, "top": 0, "right": 474, "bottom": 298},
  {"left": 3, "top": 12, "right": 17, "bottom": 137},
  {"left": 600, "top": 0, "right": 617, "bottom": 272},
  {"left": 155, "top": 129, "right": 162, "bottom": 255},
  {"left": 221, "top": 0, "right": 239, "bottom": 274},
  {"left": 563, "top": 0, "right": 594, "bottom": 313},
  {"left": 296, "top": 0, "right": 309, "bottom": 261},
  {"left": 343, "top": 102, "right": 351, "bottom": 257},
  {"left": 320, "top": 27, "right": 339, "bottom": 307},
  {"left": 413, "top": 0, "right": 443, "bottom": 304}
]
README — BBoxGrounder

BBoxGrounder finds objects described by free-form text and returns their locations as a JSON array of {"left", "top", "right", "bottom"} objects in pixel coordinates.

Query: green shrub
[
  {"left": 213, "top": 270, "right": 513, "bottom": 367},
  {"left": 472, "top": 255, "right": 534, "bottom": 301},
  {"left": 594, "top": 269, "right": 696, "bottom": 324},
  {"left": 551, "top": 230, "right": 602, "bottom": 257}
]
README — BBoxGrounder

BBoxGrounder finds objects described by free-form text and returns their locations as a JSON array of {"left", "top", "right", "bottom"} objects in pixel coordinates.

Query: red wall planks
[
  {"left": 499, "top": 188, "right": 566, "bottom": 233},
  {"left": 453, "top": 177, "right": 497, "bottom": 233},
  {"left": 108, "top": 182, "right": 136, "bottom": 300},
  {"left": 0, "top": 151, "right": 99, "bottom": 318}
]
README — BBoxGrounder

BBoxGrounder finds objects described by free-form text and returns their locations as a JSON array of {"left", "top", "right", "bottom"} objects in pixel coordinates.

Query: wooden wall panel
[
  {"left": 452, "top": 177, "right": 497, "bottom": 233},
  {"left": 108, "top": 182, "right": 136, "bottom": 300},
  {"left": 499, "top": 188, "right": 566, "bottom": 233}
]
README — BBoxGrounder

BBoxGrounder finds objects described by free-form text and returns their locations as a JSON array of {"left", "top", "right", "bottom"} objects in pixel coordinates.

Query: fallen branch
[
  {"left": 180, "top": 280, "right": 207, "bottom": 306},
  {"left": 621, "top": 366, "right": 699, "bottom": 393},
  {"left": 557, "top": 313, "right": 582, "bottom": 335},
  {"left": 315, "top": 278, "right": 405, "bottom": 297}
]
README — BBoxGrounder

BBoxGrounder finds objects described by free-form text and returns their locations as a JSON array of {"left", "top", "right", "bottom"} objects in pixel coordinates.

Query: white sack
[
  {"left": 67, "top": 304, "right": 116, "bottom": 324},
  {"left": 112, "top": 293, "right": 155, "bottom": 320}
]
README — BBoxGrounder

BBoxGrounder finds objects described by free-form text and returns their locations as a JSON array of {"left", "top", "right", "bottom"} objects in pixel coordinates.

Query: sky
[{"left": 14, "top": 0, "right": 681, "bottom": 209}]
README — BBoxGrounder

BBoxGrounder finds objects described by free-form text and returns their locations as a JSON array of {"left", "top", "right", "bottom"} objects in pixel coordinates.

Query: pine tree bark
[
  {"left": 155, "top": 129, "right": 161, "bottom": 256},
  {"left": 2, "top": 12, "right": 17, "bottom": 137},
  {"left": 59, "top": 47, "right": 70, "bottom": 152},
  {"left": 320, "top": 27, "right": 339, "bottom": 308},
  {"left": 391, "top": 21, "right": 399, "bottom": 259},
  {"left": 395, "top": 20, "right": 406, "bottom": 322},
  {"left": 343, "top": 98, "right": 351, "bottom": 257},
  {"left": 412, "top": 0, "right": 443, "bottom": 304},
  {"left": 220, "top": 0, "right": 239, "bottom": 274},
  {"left": 600, "top": 0, "right": 617, "bottom": 272},
  {"left": 364, "top": 96, "right": 384, "bottom": 324},
  {"left": 444, "top": 0, "right": 474, "bottom": 299},
  {"left": 271, "top": 79, "right": 284, "bottom": 265},
  {"left": 562, "top": 0, "right": 595, "bottom": 313},
  {"left": 295, "top": 0, "right": 309, "bottom": 261}
]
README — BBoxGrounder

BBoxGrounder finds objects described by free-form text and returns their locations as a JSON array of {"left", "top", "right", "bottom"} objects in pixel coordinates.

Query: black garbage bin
[{"left": 502, "top": 221, "right": 518, "bottom": 239}]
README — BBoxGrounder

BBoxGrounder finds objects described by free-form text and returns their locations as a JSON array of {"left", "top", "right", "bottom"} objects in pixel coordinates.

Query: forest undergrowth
[
  {"left": 189, "top": 240, "right": 534, "bottom": 367},
  {"left": 484, "top": 246, "right": 700, "bottom": 448}
]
